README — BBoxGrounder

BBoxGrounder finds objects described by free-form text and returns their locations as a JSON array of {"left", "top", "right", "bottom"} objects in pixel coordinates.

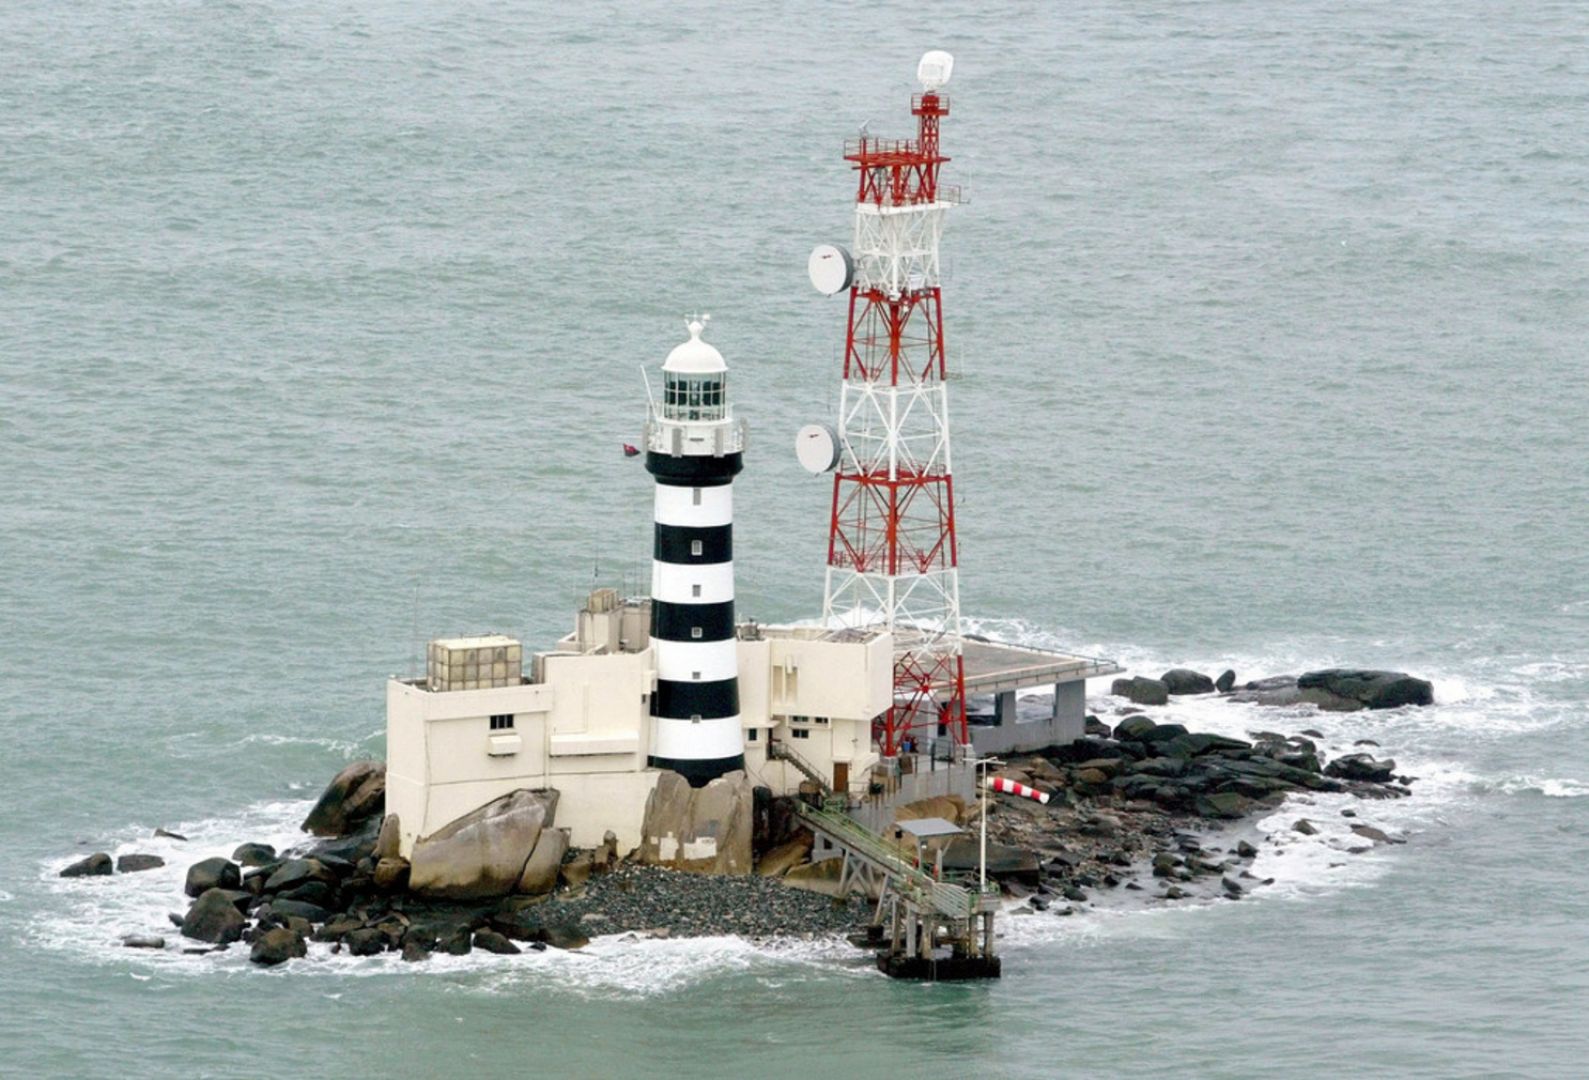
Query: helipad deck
[
  {"left": 960, "top": 638, "right": 1121, "bottom": 696},
  {"left": 958, "top": 638, "right": 1122, "bottom": 756}
]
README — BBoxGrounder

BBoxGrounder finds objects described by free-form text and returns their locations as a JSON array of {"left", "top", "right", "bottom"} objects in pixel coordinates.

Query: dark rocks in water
[
  {"left": 1161, "top": 732, "right": 1251, "bottom": 759},
  {"left": 1349, "top": 824, "right": 1404, "bottom": 845},
  {"left": 116, "top": 854, "right": 165, "bottom": 873},
  {"left": 122, "top": 934, "right": 166, "bottom": 950},
  {"left": 1048, "top": 737, "right": 1130, "bottom": 764},
  {"left": 1160, "top": 669, "right": 1215, "bottom": 695},
  {"left": 1112, "top": 716, "right": 1157, "bottom": 742},
  {"left": 1325, "top": 754, "right": 1398, "bottom": 783},
  {"left": 264, "top": 858, "right": 335, "bottom": 895},
  {"left": 232, "top": 843, "right": 277, "bottom": 868},
  {"left": 154, "top": 828, "right": 188, "bottom": 842},
  {"left": 313, "top": 915, "right": 363, "bottom": 943},
  {"left": 277, "top": 881, "right": 335, "bottom": 909},
  {"left": 1221, "top": 877, "right": 1244, "bottom": 898},
  {"left": 301, "top": 760, "right": 387, "bottom": 838},
  {"left": 1084, "top": 716, "right": 1112, "bottom": 737},
  {"left": 250, "top": 927, "right": 308, "bottom": 967},
  {"left": 1236, "top": 840, "right": 1259, "bottom": 859},
  {"left": 1121, "top": 677, "right": 1170, "bottom": 707},
  {"left": 1297, "top": 669, "right": 1434, "bottom": 711},
  {"left": 374, "top": 857, "right": 411, "bottom": 892},
  {"left": 267, "top": 899, "right": 332, "bottom": 924},
  {"left": 1061, "top": 885, "right": 1087, "bottom": 903},
  {"left": 60, "top": 853, "right": 112, "bottom": 878},
  {"left": 1300, "top": 729, "right": 1324, "bottom": 739},
  {"left": 1215, "top": 670, "right": 1237, "bottom": 693},
  {"left": 184, "top": 857, "right": 241, "bottom": 898},
  {"left": 541, "top": 921, "right": 589, "bottom": 951},
  {"left": 472, "top": 929, "right": 521, "bottom": 955},
  {"left": 1139, "top": 722, "right": 1190, "bottom": 745},
  {"left": 343, "top": 928, "right": 386, "bottom": 957},
  {"left": 401, "top": 939, "right": 432, "bottom": 963},
  {"left": 436, "top": 926, "right": 473, "bottom": 956},
  {"left": 181, "top": 889, "right": 247, "bottom": 944},
  {"left": 1354, "top": 739, "right": 1381, "bottom": 748},
  {"left": 1341, "top": 808, "right": 1358, "bottom": 818},
  {"left": 1195, "top": 793, "right": 1253, "bottom": 820},
  {"left": 942, "top": 839, "right": 1040, "bottom": 882},
  {"left": 1292, "top": 819, "right": 1318, "bottom": 836},
  {"left": 1226, "top": 676, "right": 1305, "bottom": 707}
]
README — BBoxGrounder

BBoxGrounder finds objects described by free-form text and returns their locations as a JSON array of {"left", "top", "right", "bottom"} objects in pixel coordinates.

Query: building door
[{"left": 833, "top": 761, "right": 849, "bottom": 795}]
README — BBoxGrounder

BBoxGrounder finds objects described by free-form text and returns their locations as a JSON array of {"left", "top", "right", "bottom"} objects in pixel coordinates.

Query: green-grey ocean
[{"left": 3, "top": 2, "right": 1586, "bottom": 1077}]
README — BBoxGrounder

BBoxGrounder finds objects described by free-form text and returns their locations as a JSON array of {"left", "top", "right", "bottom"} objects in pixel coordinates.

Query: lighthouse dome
[{"left": 663, "top": 319, "right": 726, "bottom": 374}]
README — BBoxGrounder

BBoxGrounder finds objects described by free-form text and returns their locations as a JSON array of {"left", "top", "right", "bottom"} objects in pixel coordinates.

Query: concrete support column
[
  {"left": 995, "top": 690, "right": 1017, "bottom": 727},
  {"left": 1052, "top": 683, "right": 1063, "bottom": 721}
]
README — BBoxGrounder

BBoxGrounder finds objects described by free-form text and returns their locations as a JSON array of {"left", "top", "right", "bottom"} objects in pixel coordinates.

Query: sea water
[{"left": 2, "top": 2, "right": 1586, "bottom": 1076}]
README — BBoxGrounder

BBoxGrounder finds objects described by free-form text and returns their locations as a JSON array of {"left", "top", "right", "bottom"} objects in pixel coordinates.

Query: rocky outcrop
[
  {"left": 755, "top": 834, "right": 813, "bottom": 878},
  {"left": 516, "top": 827, "right": 569, "bottom": 895},
  {"left": 1215, "top": 669, "right": 1237, "bottom": 693},
  {"left": 250, "top": 927, "right": 307, "bottom": 966},
  {"left": 185, "top": 857, "right": 241, "bottom": 898},
  {"left": 1160, "top": 669, "right": 1215, "bottom": 695},
  {"left": 232, "top": 843, "right": 276, "bottom": 867},
  {"left": 1111, "top": 676, "right": 1169, "bottom": 706},
  {"left": 59, "top": 853, "right": 112, "bottom": 878},
  {"left": 1325, "top": 753, "right": 1397, "bottom": 783},
  {"left": 301, "top": 761, "right": 387, "bottom": 838},
  {"left": 1296, "top": 670, "right": 1434, "bottom": 711},
  {"left": 373, "top": 815, "right": 401, "bottom": 862},
  {"left": 408, "top": 789, "right": 557, "bottom": 900},
  {"left": 639, "top": 770, "right": 754, "bottom": 875},
  {"left": 181, "top": 888, "right": 247, "bottom": 944},
  {"left": 116, "top": 854, "right": 165, "bottom": 873},
  {"left": 122, "top": 934, "right": 165, "bottom": 950}
]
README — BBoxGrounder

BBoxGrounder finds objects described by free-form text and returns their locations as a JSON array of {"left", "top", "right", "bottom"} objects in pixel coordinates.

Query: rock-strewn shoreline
[{"left": 63, "top": 665, "right": 1426, "bottom": 965}]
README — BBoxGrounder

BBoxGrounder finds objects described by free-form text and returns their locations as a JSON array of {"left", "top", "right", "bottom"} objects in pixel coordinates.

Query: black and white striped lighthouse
[{"left": 645, "top": 319, "right": 745, "bottom": 786}]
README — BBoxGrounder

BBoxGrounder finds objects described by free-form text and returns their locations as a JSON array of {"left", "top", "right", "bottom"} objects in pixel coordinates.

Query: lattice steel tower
[{"left": 801, "top": 51, "right": 967, "bottom": 758}]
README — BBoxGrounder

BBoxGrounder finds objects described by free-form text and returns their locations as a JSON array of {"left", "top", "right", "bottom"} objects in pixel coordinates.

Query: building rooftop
[{"left": 959, "top": 637, "right": 1122, "bottom": 697}]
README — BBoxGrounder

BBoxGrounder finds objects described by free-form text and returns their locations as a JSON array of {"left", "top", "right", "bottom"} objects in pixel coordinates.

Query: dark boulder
[
  {"left": 1325, "top": 754, "right": 1397, "bottom": 783},
  {"left": 232, "top": 843, "right": 277, "bottom": 868},
  {"left": 181, "top": 889, "right": 247, "bottom": 944},
  {"left": 115, "top": 853, "right": 165, "bottom": 873},
  {"left": 122, "top": 934, "right": 166, "bottom": 950},
  {"left": 184, "top": 858, "right": 241, "bottom": 898},
  {"left": 250, "top": 927, "right": 308, "bottom": 967},
  {"left": 263, "top": 858, "right": 336, "bottom": 894},
  {"left": 1048, "top": 737, "right": 1130, "bottom": 764},
  {"left": 343, "top": 928, "right": 386, "bottom": 956},
  {"left": 1236, "top": 840, "right": 1259, "bottom": 859},
  {"left": 1221, "top": 877, "right": 1244, "bottom": 898},
  {"left": 1194, "top": 792, "right": 1253, "bottom": 819},
  {"left": 1160, "top": 669, "right": 1216, "bottom": 695},
  {"left": 1122, "top": 677, "right": 1169, "bottom": 707},
  {"left": 1084, "top": 716, "right": 1112, "bottom": 736},
  {"left": 1350, "top": 824, "right": 1404, "bottom": 845},
  {"left": 1161, "top": 732, "right": 1252, "bottom": 759},
  {"left": 277, "top": 881, "right": 335, "bottom": 909},
  {"left": 401, "top": 939, "right": 432, "bottom": 963},
  {"left": 436, "top": 926, "right": 474, "bottom": 956},
  {"left": 473, "top": 929, "right": 521, "bottom": 955},
  {"left": 60, "top": 853, "right": 113, "bottom": 878},
  {"left": 1226, "top": 676, "right": 1305, "bottom": 707},
  {"left": 1215, "top": 670, "right": 1237, "bottom": 693},
  {"left": 267, "top": 899, "right": 333, "bottom": 924},
  {"left": 1297, "top": 669, "right": 1433, "bottom": 711},
  {"left": 1292, "top": 819, "right": 1318, "bottom": 836},
  {"left": 314, "top": 915, "right": 364, "bottom": 943},
  {"left": 1139, "top": 722, "right": 1190, "bottom": 745},
  {"left": 1112, "top": 716, "right": 1157, "bottom": 742},
  {"left": 301, "top": 760, "right": 387, "bottom": 838},
  {"left": 541, "top": 921, "right": 590, "bottom": 951}
]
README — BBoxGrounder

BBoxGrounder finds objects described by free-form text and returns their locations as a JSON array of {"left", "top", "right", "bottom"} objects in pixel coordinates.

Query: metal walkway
[{"left": 794, "top": 800, "right": 992, "bottom": 919}]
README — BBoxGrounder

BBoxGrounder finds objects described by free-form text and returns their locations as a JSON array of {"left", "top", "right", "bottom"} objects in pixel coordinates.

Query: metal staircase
[{"left": 767, "top": 738, "right": 833, "bottom": 796}]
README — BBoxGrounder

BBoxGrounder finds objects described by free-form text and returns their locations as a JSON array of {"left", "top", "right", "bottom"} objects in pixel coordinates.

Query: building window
[
  {"left": 792, "top": 728, "right": 810, "bottom": 740},
  {"left": 691, "top": 626, "right": 703, "bottom": 639},
  {"left": 747, "top": 728, "right": 758, "bottom": 742},
  {"left": 691, "top": 713, "right": 702, "bottom": 723},
  {"left": 690, "top": 539, "right": 703, "bottom": 557},
  {"left": 692, "top": 671, "right": 701, "bottom": 681},
  {"left": 692, "top": 583, "right": 702, "bottom": 598},
  {"left": 692, "top": 487, "right": 702, "bottom": 506},
  {"left": 489, "top": 714, "right": 514, "bottom": 731}
]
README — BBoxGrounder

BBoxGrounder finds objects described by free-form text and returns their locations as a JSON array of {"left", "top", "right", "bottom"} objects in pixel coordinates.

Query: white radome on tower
[
  {"left": 917, "top": 50, "right": 954, "bottom": 92},
  {"left": 807, "top": 244, "right": 854, "bottom": 297}
]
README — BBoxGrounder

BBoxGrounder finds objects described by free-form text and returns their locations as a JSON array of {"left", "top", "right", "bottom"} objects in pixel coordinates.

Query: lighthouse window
[
  {"left": 692, "top": 487, "right": 702, "bottom": 505},
  {"left": 692, "top": 584, "right": 702, "bottom": 597},
  {"left": 691, "top": 626, "right": 703, "bottom": 639},
  {"left": 690, "top": 540, "right": 703, "bottom": 557}
]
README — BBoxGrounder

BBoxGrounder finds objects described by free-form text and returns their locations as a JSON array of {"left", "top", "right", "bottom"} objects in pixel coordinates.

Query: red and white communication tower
[{"left": 799, "top": 50, "right": 967, "bottom": 758}]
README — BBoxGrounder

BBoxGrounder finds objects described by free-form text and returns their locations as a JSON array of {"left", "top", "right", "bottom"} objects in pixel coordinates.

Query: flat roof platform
[{"left": 960, "top": 637, "right": 1122, "bottom": 697}]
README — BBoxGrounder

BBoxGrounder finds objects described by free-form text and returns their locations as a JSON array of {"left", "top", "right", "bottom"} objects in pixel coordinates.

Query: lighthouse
[{"left": 644, "top": 318, "right": 746, "bottom": 786}]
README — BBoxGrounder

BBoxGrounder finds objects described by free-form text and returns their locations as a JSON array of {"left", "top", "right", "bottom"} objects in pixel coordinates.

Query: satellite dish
[
  {"left": 795, "top": 424, "right": 840, "bottom": 474},
  {"left": 917, "top": 50, "right": 954, "bottom": 92},
  {"left": 807, "top": 244, "right": 854, "bottom": 296}
]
